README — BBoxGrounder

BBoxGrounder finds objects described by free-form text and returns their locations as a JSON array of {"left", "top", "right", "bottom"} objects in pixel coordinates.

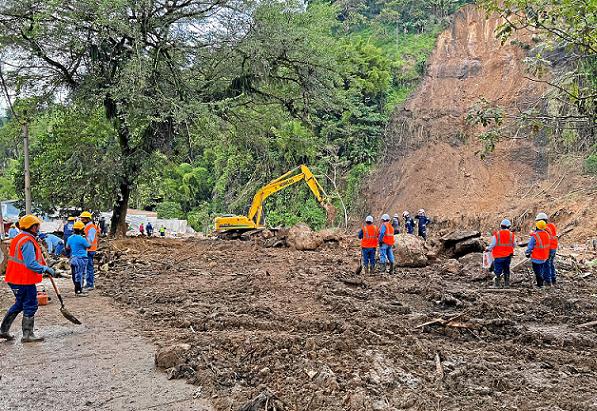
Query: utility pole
[{"left": 22, "top": 120, "right": 31, "bottom": 214}]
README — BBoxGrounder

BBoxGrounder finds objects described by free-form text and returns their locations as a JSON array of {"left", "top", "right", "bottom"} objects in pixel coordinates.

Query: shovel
[
  {"left": 47, "top": 275, "right": 82, "bottom": 325},
  {"left": 39, "top": 243, "right": 82, "bottom": 325}
]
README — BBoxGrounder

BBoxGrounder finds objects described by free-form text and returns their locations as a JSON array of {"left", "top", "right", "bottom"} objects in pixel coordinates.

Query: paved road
[{"left": 0, "top": 278, "right": 213, "bottom": 411}]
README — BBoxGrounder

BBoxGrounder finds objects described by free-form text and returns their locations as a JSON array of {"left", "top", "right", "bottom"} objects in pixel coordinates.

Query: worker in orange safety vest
[
  {"left": 80, "top": 211, "right": 99, "bottom": 290},
  {"left": 358, "top": 216, "right": 378, "bottom": 274},
  {"left": 486, "top": 219, "right": 515, "bottom": 288},
  {"left": 536, "top": 212, "right": 558, "bottom": 286},
  {"left": 525, "top": 220, "right": 551, "bottom": 288},
  {"left": 0, "top": 215, "right": 56, "bottom": 342}
]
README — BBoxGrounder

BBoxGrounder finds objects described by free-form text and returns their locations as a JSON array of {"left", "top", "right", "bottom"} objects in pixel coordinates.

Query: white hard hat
[
  {"left": 402, "top": 211, "right": 410, "bottom": 217},
  {"left": 500, "top": 219, "right": 512, "bottom": 227},
  {"left": 365, "top": 215, "right": 374, "bottom": 223},
  {"left": 393, "top": 213, "right": 399, "bottom": 218},
  {"left": 535, "top": 212, "right": 548, "bottom": 221},
  {"left": 418, "top": 209, "right": 425, "bottom": 215},
  {"left": 381, "top": 214, "right": 390, "bottom": 221}
]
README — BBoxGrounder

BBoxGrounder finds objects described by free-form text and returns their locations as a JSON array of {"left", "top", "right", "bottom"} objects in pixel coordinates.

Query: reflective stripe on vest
[
  {"left": 492, "top": 229, "right": 515, "bottom": 258},
  {"left": 361, "top": 224, "right": 378, "bottom": 248},
  {"left": 531, "top": 231, "right": 550, "bottom": 261},
  {"left": 4, "top": 232, "right": 44, "bottom": 285},
  {"left": 545, "top": 223, "right": 558, "bottom": 250},
  {"left": 382, "top": 222, "right": 394, "bottom": 246},
  {"left": 84, "top": 222, "right": 99, "bottom": 252}
]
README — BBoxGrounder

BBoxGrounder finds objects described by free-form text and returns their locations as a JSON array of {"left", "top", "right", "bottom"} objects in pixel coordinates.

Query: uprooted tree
[{"left": 0, "top": 0, "right": 338, "bottom": 234}]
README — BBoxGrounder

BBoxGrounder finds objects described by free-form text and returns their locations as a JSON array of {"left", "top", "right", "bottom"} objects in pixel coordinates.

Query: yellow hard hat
[
  {"left": 19, "top": 214, "right": 42, "bottom": 230},
  {"left": 536, "top": 220, "right": 547, "bottom": 230},
  {"left": 73, "top": 221, "right": 85, "bottom": 230},
  {"left": 68, "top": 216, "right": 76, "bottom": 221},
  {"left": 80, "top": 211, "right": 93, "bottom": 219}
]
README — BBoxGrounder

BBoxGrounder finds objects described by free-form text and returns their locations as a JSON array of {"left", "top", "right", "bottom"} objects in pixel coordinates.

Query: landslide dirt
[
  {"left": 365, "top": 5, "right": 597, "bottom": 241},
  {"left": 100, "top": 237, "right": 597, "bottom": 410}
]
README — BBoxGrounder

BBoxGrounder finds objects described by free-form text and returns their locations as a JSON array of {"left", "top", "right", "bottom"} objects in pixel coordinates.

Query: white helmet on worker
[
  {"left": 381, "top": 214, "right": 390, "bottom": 221},
  {"left": 402, "top": 211, "right": 410, "bottom": 218},
  {"left": 535, "top": 212, "right": 548, "bottom": 221},
  {"left": 500, "top": 219, "right": 512, "bottom": 228},
  {"left": 365, "top": 215, "right": 374, "bottom": 223},
  {"left": 418, "top": 209, "right": 425, "bottom": 216},
  {"left": 393, "top": 213, "right": 399, "bottom": 219}
]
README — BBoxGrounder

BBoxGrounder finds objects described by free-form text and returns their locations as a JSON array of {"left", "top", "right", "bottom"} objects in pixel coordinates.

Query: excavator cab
[{"left": 214, "top": 165, "right": 333, "bottom": 236}]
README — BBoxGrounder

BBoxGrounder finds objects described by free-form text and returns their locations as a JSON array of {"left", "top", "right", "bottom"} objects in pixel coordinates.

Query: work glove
[{"left": 45, "top": 267, "right": 57, "bottom": 278}]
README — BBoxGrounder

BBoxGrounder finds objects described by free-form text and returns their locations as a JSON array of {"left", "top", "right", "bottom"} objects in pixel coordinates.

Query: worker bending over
[
  {"left": 537, "top": 212, "right": 558, "bottom": 286},
  {"left": 358, "top": 216, "right": 378, "bottom": 274},
  {"left": 39, "top": 233, "right": 65, "bottom": 256},
  {"left": 378, "top": 214, "right": 395, "bottom": 275},
  {"left": 0, "top": 215, "right": 56, "bottom": 342},
  {"left": 66, "top": 221, "right": 91, "bottom": 296},
  {"left": 526, "top": 220, "right": 551, "bottom": 288},
  {"left": 486, "top": 219, "right": 515, "bottom": 288},
  {"left": 80, "top": 211, "right": 99, "bottom": 291}
]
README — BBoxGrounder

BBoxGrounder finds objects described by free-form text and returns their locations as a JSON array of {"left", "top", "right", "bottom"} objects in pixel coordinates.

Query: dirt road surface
[{"left": 0, "top": 277, "right": 213, "bottom": 411}]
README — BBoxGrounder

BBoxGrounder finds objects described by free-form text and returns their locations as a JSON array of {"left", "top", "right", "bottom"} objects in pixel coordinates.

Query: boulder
[
  {"left": 155, "top": 343, "right": 191, "bottom": 369},
  {"left": 440, "top": 230, "right": 480, "bottom": 244},
  {"left": 453, "top": 238, "right": 485, "bottom": 257},
  {"left": 443, "top": 259, "right": 462, "bottom": 274},
  {"left": 394, "top": 234, "right": 428, "bottom": 267},
  {"left": 458, "top": 252, "right": 490, "bottom": 280},
  {"left": 286, "top": 224, "right": 323, "bottom": 251},
  {"left": 319, "top": 228, "right": 342, "bottom": 243}
]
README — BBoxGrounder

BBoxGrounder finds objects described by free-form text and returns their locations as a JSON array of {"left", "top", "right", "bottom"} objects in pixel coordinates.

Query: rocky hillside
[{"left": 365, "top": 5, "right": 596, "bottom": 241}]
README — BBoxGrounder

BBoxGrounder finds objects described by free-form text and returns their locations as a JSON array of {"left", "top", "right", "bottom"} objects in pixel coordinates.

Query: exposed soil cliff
[{"left": 365, "top": 5, "right": 596, "bottom": 241}]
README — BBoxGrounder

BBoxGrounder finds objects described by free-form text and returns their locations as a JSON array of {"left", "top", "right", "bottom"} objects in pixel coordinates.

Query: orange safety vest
[
  {"left": 4, "top": 232, "right": 45, "bottom": 285},
  {"left": 545, "top": 223, "right": 558, "bottom": 250},
  {"left": 382, "top": 222, "right": 394, "bottom": 246},
  {"left": 491, "top": 229, "right": 515, "bottom": 258},
  {"left": 531, "top": 230, "right": 550, "bottom": 261},
  {"left": 361, "top": 224, "right": 378, "bottom": 249},
  {"left": 84, "top": 222, "right": 99, "bottom": 252}
]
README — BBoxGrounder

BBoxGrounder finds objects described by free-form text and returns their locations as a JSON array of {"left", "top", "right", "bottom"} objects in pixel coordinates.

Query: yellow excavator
[{"left": 214, "top": 165, "right": 333, "bottom": 235}]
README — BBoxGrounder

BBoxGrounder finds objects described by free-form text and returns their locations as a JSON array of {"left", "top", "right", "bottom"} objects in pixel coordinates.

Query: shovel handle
[{"left": 48, "top": 275, "right": 65, "bottom": 308}]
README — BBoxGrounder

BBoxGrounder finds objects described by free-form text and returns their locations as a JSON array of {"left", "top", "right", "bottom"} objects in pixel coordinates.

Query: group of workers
[
  {"left": 358, "top": 209, "right": 431, "bottom": 274},
  {"left": 487, "top": 212, "right": 558, "bottom": 288},
  {"left": 0, "top": 212, "right": 99, "bottom": 343}
]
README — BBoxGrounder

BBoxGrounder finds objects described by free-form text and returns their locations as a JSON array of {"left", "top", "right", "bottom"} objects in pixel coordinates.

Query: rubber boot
[
  {"left": 389, "top": 263, "right": 395, "bottom": 275},
  {"left": 0, "top": 311, "right": 19, "bottom": 340},
  {"left": 494, "top": 276, "right": 502, "bottom": 288},
  {"left": 503, "top": 273, "right": 510, "bottom": 288},
  {"left": 21, "top": 316, "right": 44, "bottom": 343}
]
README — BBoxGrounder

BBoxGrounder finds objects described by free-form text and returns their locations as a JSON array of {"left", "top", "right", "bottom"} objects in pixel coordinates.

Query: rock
[
  {"left": 319, "top": 228, "right": 342, "bottom": 242},
  {"left": 453, "top": 238, "right": 485, "bottom": 257},
  {"left": 443, "top": 259, "right": 462, "bottom": 274},
  {"left": 287, "top": 224, "right": 323, "bottom": 251},
  {"left": 441, "top": 230, "right": 480, "bottom": 244},
  {"left": 394, "top": 234, "right": 428, "bottom": 267},
  {"left": 155, "top": 343, "right": 191, "bottom": 369}
]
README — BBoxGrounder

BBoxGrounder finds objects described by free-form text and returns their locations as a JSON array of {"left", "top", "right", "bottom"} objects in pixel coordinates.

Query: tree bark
[{"left": 110, "top": 178, "right": 131, "bottom": 237}]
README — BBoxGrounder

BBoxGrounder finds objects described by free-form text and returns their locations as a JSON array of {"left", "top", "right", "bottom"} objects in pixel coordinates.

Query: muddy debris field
[{"left": 99, "top": 237, "right": 597, "bottom": 410}]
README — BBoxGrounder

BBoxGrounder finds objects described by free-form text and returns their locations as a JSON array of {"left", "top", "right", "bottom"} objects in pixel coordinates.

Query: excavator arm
[
  {"left": 247, "top": 165, "right": 327, "bottom": 226},
  {"left": 214, "top": 165, "right": 331, "bottom": 233}
]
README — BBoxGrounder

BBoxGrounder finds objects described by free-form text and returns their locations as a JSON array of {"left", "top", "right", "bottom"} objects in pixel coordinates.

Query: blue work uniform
[
  {"left": 43, "top": 234, "right": 65, "bottom": 256},
  {"left": 404, "top": 217, "right": 415, "bottom": 234},
  {"left": 416, "top": 216, "right": 431, "bottom": 240},
  {"left": 378, "top": 223, "right": 395, "bottom": 265},
  {"left": 66, "top": 234, "right": 90, "bottom": 294},
  {"left": 526, "top": 230, "right": 549, "bottom": 287},
  {"left": 8, "top": 227, "right": 19, "bottom": 239}
]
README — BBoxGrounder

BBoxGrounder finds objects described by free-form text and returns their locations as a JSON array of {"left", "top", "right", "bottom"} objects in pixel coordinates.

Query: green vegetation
[{"left": 0, "top": 0, "right": 461, "bottom": 232}]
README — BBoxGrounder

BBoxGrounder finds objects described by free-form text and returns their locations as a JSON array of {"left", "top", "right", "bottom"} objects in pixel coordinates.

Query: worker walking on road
[
  {"left": 146, "top": 222, "right": 153, "bottom": 237},
  {"left": 416, "top": 209, "right": 431, "bottom": 240},
  {"left": 525, "top": 220, "right": 551, "bottom": 288},
  {"left": 358, "top": 216, "right": 378, "bottom": 275},
  {"left": 66, "top": 221, "right": 91, "bottom": 296},
  {"left": 0, "top": 215, "right": 56, "bottom": 342},
  {"left": 537, "top": 212, "right": 558, "bottom": 286},
  {"left": 378, "top": 214, "right": 395, "bottom": 275},
  {"left": 159, "top": 226, "right": 166, "bottom": 237},
  {"left": 403, "top": 211, "right": 415, "bottom": 235},
  {"left": 80, "top": 211, "right": 98, "bottom": 291},
  {"left": 8, "top": 223, "right": 19, "bottom": 239},
  {"left": 486, "top": 219, "right": 515, "bottom": 288}
]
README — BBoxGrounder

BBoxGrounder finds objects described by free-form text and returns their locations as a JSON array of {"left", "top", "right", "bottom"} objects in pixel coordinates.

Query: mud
[
  {"left": 0, "top": 277, "right": 213, "bottom": 411},
  {"left": 97, "top": 237, "right": 597, "bottom": 410}
]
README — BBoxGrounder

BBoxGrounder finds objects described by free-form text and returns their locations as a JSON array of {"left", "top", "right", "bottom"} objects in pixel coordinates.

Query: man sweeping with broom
[{"left": 0, "top": 214, "right": 56, "bottom": 342}]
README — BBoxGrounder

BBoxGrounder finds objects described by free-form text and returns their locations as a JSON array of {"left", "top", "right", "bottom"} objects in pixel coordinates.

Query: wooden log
[{"left": 577, "top": 320, "right": 597, "bottom": 328}]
